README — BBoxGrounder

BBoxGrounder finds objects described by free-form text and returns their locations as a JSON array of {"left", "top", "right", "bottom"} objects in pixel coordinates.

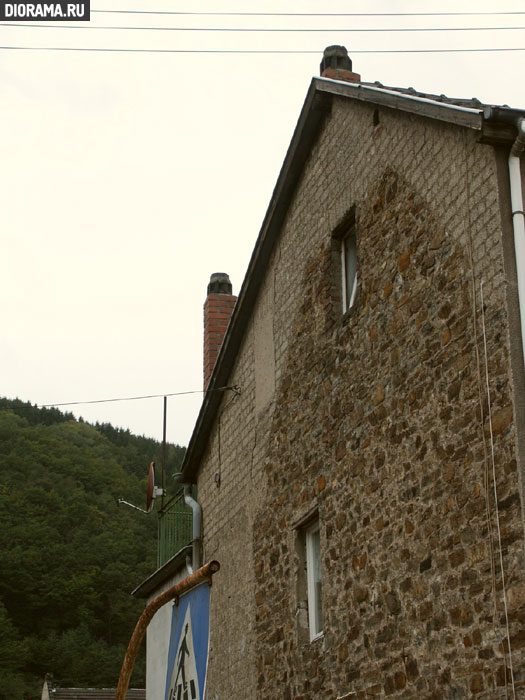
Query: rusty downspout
[{"left": 115, "top": 560, "right": 220, "bottom": 700}]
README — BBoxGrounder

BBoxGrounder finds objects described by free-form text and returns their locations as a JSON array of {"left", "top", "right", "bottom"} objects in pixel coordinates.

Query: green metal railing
[{"left": 157, "top": 488, "right": 194, "bottom": 568}]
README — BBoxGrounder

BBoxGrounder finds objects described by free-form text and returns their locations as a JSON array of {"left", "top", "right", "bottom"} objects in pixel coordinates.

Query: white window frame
[
  {"left": 341, "top": 228, "right": 357, "bottom": 312},
  {"left": 305, "top": 519, "right": 323, "bottom": 640}
]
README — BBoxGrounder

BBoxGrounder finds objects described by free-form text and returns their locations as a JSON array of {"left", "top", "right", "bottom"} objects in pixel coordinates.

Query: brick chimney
[
  {"left": 320, "top": 45, "right": 361, "bottom": 83},
  {"left": 203, "top": 273, "right": 237, "bottom": 391}
]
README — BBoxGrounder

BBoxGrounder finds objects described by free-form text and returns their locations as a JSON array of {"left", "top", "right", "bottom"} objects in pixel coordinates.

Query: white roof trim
[{"left": 317, "top": 76, "right": 483, "bottom": 115}]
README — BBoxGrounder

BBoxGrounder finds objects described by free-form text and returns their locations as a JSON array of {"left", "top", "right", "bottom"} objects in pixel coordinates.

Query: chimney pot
[
  {"left": 207, "top": 272, "right": 232, "bottom": 295},
  {"left": 320, "top": 45, "right": 361, "bottom": 84}
]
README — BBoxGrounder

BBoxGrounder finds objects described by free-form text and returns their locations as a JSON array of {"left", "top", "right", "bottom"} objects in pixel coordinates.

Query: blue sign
[{"left": 165, "top": 583, "right": 211, "bottom": 700}]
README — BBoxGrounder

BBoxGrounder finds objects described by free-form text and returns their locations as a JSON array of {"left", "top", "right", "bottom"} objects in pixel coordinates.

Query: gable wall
[{"left": 196, "top": 95, "right": 524, "bottom": 700}]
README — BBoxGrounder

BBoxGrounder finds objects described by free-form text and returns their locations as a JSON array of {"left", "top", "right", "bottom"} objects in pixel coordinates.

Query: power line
[
  {"left": 36, "top": 386, "right": 240, "bottom": 408},
  {"left": 0, "top": 45, "right": 524, "bottom": 54},
  {"left": 37, "top": 387, "right": 239, "bottom": 408},
  {"left": 3, "top": 23, "right": 525, "bottom": 33},
  {"left": 39, "top": 390, "right": 204, "bottom": 407},
  {"left": 89, "top": 10, "right": 525, "bottom": 17},
  {"left": 1, "top": 386, "right": 240, "bottom": 411}
]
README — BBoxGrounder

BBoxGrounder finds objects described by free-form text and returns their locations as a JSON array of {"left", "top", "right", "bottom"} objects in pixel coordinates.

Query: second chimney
[{"left": 203, "top": 273, "right": 237, "bottom": 391}]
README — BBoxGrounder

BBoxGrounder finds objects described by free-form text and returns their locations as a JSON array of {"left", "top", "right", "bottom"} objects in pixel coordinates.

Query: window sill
[
  {"left": 310, "top": 631, "right": 324, "bottom": 643},
  {"left": 340, "top": 287, "right": 360, "bottom": 326},
  {"left": 341, "top": 301, "right": 359, "bottom": 326}
]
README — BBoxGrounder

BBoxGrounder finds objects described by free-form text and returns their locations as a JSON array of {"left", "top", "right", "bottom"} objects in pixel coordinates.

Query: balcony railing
[{"left": 157, "top": 488, "right": 194, "bottom": 569}]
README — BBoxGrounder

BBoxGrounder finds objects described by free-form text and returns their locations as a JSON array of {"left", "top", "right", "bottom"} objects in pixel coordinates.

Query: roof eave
[{"left": 131, "top": 544, "right": 192, "bottom": 598}]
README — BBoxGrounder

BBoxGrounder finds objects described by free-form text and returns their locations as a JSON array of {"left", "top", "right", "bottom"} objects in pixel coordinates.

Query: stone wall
[{"left": 197, "top": 95, "right": 525, "bottom": 699}]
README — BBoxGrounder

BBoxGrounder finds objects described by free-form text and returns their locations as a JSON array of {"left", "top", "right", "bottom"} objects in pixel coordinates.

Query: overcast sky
[{"left": 1, "top": 0, "right": 525, "bottom": 448}]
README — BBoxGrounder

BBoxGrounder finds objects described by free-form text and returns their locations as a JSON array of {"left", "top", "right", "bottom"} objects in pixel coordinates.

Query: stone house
[{"left": 134, "top": 47, "right": 525, "bottom": 699}]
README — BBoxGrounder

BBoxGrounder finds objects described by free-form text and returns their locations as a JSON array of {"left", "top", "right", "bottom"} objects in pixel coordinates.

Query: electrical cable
[
  {"left": 462, "top": 141, "right": 501, "bottom": 690},
  {"left": 0, "top": 46, "right": 524, "bottom": 54},
  {"left": 39, "top": 391, "right": 204, "bottom": 406},
  {"left": 3, "top": 23, "right": 525, "bottom": 32},
  {"left": 480, "top": 281, "right": 517, "bottom": 700},
  {"left": 35, "top": 385, "right": 239, "bottom": 408},
  {"left": 89, "top": 10, "right": 525, "bottom": 17}
]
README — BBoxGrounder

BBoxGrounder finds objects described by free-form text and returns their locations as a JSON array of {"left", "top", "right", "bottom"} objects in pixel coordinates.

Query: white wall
[{"left": 146, "top": 565, "right": 191, "bottom": 700}]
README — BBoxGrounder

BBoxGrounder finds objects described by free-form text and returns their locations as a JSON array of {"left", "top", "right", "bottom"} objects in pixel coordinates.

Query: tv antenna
[
  {"left": 117, "top": 397, "right": 169, "bottom": 514},
  {"left": 118, "top": 461, "right": 165, "bottom": 514}
]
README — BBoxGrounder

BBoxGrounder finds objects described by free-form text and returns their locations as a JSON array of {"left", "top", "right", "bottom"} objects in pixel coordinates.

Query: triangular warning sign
[
  {"left": 167, "top": 604, "right": 200, "bottom": 700},
  {"left": 164, "top": 583, "right": 211, "bottom": 700}
]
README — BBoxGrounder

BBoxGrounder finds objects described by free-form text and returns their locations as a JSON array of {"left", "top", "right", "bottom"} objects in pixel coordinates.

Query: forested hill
[{"left": 0, "top": 398, "right": 185, "bottom": 699}]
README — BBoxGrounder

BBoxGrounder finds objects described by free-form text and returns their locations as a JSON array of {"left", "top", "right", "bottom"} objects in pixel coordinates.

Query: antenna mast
[{"left": 162, "top": 396, "right": 167, "bottom": 510}]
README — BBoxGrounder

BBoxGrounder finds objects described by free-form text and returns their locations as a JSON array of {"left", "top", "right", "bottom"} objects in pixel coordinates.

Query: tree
[{"left": 0, "top": 398, "right": 185, "bottom": 693}]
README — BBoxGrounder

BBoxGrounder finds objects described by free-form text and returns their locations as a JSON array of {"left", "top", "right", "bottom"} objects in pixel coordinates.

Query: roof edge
[
  {"left": 132, "top": 545, "right": 192, "bottom": 598},
  {"left": 314, "top": 77, "right": 484, "bottom": 130}
]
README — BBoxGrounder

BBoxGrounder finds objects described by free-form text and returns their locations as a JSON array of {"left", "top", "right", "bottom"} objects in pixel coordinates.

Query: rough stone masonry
[{"left": 193, "top": 83, "right": 524, "bottom": 698}]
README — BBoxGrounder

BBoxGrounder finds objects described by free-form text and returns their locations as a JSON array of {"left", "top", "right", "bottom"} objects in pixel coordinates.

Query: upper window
[
  {"left": 332, "top": 206, "right": 358, "bottom": 316},
  {"left": 305, "top": 519, "right": 323, "bottom": 640},
  {"left": 341, "top": 228, "right": 357, "bottom": 312}
]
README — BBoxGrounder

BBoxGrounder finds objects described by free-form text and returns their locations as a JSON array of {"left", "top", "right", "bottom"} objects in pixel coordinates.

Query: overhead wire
[
  {"left": 2, "top": 12, "right": 524, "bottom": 52},
  {"left": 90, "top": 10, "right": 525, "bottom": 17},
  {"left": 35, "top": 386, "right": 240, "bottom": 408},
  {"left": 3, "top": 23, "right": 525, "bottom": 32},
  {"left": 0, "top": 46, "right": 524, "bottom": 54}
]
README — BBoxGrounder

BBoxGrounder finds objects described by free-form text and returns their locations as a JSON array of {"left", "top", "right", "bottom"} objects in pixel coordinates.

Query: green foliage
[
  {"left": 93, "top": 420, "right": 186, "bottom": 480},
  {"left": 0, "top": 398, "right": 185, "bottom": 697},
  {"left": 0, "top": 397, "right": 74, "bottom": 427},
  {"left": 0, "top": 599, "right": 29, "bottom": 699}
]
